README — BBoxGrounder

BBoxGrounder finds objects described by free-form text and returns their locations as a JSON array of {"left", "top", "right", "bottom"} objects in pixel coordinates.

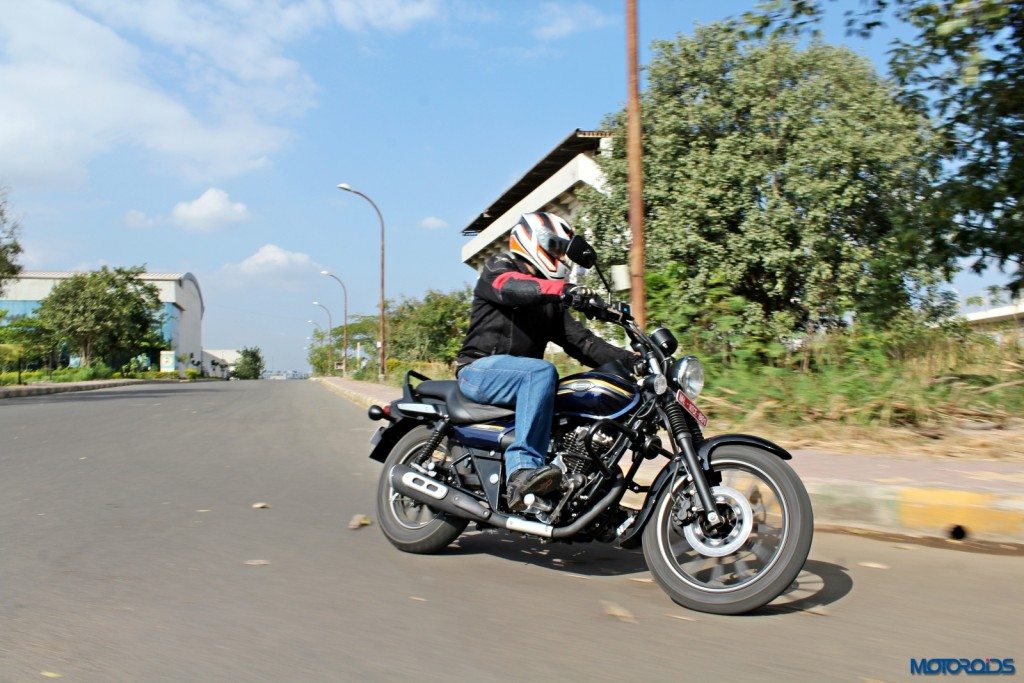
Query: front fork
[{"left": 664, "top": 401, "right": 722, "bottom": 527}]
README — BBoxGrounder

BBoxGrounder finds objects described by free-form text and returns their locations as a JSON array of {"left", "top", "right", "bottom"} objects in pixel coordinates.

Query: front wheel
[
  {"left": 642, "top": 445, "right": 813, "bottom": 615},
  {"left": 376, "top": 425, "right": 469, "bottom": 554}
]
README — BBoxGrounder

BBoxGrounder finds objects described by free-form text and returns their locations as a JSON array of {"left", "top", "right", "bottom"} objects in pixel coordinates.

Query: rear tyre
[
  {"left": 376, "top": 425, "right": 469, "bottom": 554},
  {"left": 642, "top": 445, "right": 813, "bottom": 615}
]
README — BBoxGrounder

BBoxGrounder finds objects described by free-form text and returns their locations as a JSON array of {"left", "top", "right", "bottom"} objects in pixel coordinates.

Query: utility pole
[{"left": 626, "top": 0, "right": 646, "bottom": 329}]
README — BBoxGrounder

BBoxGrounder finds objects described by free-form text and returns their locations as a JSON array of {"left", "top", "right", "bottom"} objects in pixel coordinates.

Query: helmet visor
[{"left": 539, "top": 232, "right": 570, "bottom": 260}]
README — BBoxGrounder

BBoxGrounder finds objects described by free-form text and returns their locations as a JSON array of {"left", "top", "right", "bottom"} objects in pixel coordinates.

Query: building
[
  {"left": 461, "top": 129, "right": 611, "bottom": 271},
  {"left": 963, "top": 298, "right": 1024, "bottom": 342},
  {"left": 203, "top": 349, "right": 240, "bottom": 378},
  {"left": 0, "top": 271, "right": 205, "bottom": 374}
]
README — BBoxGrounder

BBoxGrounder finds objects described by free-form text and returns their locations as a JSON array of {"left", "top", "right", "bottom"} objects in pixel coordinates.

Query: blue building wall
[{"left": 0, "top": 300, "right": 41, "bottom": 318}]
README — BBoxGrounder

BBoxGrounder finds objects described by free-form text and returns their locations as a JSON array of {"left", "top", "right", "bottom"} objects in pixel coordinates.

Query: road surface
[{"left": 1, "top": 382, "right": 1020, "bottom": 681}]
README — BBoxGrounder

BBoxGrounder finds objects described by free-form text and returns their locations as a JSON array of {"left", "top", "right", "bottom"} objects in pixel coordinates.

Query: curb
[
  {"left": 314, "top": 378, "right": 1024, "bottom": 544},
  {"left": 0, "top": 379, "right": 153, "bottom": 399},
  {"left": 808, "top": 481, "right": 1024, "bottom": 543}
]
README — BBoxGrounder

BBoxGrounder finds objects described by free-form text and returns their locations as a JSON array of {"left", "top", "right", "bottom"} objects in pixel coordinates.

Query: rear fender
[
  {"left": 368, "top": 417, "right": 421, "bottom": 463},
  {"left": 617, "top": 433, "right": 793, "bottom": 549}
]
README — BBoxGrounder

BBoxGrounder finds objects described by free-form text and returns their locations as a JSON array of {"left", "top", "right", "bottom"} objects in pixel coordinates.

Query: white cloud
[
  {"left": 221, "top": 244, "right": 321, "bottom": 291},
  {"left": 124, "top": 209, "right": 157, "bottom": 228},
  {"left": 0, "top": 0, "right": 441, "bottom": 187},
  {"left": 332, "top": 0, "right": 441, "bottom": 32},
  {"left": 171, "top": 188, "right": 249, "bottom": 232},
  {"left": 420, "top": 216, "right": 448, "bottom": 229},
  {"left": 533, "top": 2, "right": 614, "bottom": 39}
]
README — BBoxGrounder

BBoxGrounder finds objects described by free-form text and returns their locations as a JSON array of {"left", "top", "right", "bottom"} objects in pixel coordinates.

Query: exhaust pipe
[
  {"left": 390, "top": 464, "right": 496, "bottom": 524},
  {"left": 388, "top": 464, "right": 626, "bottom": 540}
]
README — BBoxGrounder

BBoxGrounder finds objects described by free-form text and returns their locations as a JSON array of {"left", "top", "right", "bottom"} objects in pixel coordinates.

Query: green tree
[
  {"left": 0, "top": 188, "right": 23, "bottom": 295},
  {"left": 745, "top": 0, "right": 1024, "bottom": 293},
  {"left": 581, "top": 24, "right": 949, "bottom": 355},
  {"left": 34, "top": 266, "right": 162, "bottom": 367},
  {"left": 234, "top": 346, "right": 265, "bottom": 379},
  {"left": 388, "top": 287, "right": 472, "bottom": 364}
]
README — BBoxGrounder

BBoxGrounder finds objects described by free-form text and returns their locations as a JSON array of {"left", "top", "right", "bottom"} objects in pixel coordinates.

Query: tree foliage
[
  {"left": 581, "top": 24, "right": 951, "bottom": 356},
  {"left": 745, "top": 0, "right": 1024, "bottom": 292},
  {"left": 0, "top": 188, "right": 23, "bottom": 296},
  {"left": 388, "top": 287, "right": 472, "bottom": 365},
  {"left": 34, "top": 266, "right": 162, "bottom": 366},
  {"left": 234, "top": 346, "right": 265, "bottom": 379}
]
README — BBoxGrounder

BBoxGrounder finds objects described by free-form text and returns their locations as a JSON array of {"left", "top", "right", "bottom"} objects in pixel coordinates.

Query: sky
[{"left": 0, "top": 0, "right": 1009, "bottom": 372}]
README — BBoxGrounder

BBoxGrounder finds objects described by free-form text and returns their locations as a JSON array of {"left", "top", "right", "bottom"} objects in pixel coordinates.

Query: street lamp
[
  {"left": 312, "top": 301, "right": 334, "bottom": 376},
  {"left": 338, "top": 182, "right": 386, "bottom": 380},
  {"left": 321, "top": 270, "right": 349, "bottom": 375}
]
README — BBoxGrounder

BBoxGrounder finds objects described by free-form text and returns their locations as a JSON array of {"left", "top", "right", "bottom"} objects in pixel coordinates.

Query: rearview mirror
[{"left": 565, "top": 236, "right": 597, "bottom": 269}]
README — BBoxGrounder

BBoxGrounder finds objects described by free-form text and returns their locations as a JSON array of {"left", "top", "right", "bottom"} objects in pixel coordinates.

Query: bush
[{"left": 185, "top": 368, "right": 200, "bottom": 381}]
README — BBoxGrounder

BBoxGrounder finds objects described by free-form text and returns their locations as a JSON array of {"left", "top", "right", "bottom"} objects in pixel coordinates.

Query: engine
[{"left": 554, "top": 424, "right": 615, "bottom": 477}]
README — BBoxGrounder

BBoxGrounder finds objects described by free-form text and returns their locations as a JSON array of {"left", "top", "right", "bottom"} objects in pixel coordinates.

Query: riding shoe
[{"left": 506, "top": 465, "right": 562, "bottom": 512}]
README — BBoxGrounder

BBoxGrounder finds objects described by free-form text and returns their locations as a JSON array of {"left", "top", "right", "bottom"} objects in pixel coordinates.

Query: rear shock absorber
[
  {"left": 664, "top": 400, "right": 721, "bottom": 526},
  {"left": 418, "top": 418, "right": 450, "bottom": 464}
]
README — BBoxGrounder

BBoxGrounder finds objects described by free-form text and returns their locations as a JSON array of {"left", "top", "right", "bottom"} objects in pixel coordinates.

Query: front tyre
[
  {"left": 642, "top": 445, "right": 813, "bottom": 615},
  {"left": 376, "top": 425, "right": 469, "bottom": 554}
]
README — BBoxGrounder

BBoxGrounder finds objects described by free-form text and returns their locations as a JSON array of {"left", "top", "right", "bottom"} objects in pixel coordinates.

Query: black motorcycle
[{"left": 365, "top": 236, "right": 813, "bottom": 614}]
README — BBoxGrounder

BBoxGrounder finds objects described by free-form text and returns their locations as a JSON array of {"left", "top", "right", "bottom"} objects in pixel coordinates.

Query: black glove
[{"left": 562, "top": 284, "right": 596, "bottom": 309}]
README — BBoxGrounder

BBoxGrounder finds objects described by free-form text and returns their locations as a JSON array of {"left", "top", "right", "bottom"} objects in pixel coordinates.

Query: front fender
[{"left": 617, "top": 434, "right": 793, "bottom": 549}]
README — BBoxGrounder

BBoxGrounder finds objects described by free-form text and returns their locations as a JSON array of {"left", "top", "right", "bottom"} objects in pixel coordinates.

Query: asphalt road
[{"left": 1, "top": 382, "right": 1020, "bottom": 682}]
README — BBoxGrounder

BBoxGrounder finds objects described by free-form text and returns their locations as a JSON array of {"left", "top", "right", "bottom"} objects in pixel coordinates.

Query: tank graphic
[{"left": 554, "top": 371, "right": 638, "bottom": 419}]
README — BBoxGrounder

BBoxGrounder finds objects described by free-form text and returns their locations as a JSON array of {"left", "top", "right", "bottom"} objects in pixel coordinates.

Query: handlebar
[{"left": 570, "top": 295, "right": 668, "bottom": 371}]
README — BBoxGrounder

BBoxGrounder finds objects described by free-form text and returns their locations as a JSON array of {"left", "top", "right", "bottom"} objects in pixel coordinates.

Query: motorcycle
[{"left": 365, "top": 236, "right": 813, "bottom": 614}]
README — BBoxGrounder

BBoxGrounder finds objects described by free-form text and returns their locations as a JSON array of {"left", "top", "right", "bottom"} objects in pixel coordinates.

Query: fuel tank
[{"left": 554, "top": 371, "right": 639, "bottom": 419}]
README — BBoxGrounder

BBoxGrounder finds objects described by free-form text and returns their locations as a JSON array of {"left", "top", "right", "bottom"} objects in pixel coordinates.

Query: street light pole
[
  {"left": 321, "top": 270, "right": 349, "bottom": 375},
  {"left": 312, "top": 301, "right": 334, "bottom": 376},
  {"left": 338, "top": 183, "right": 386, "bottom": 381}
]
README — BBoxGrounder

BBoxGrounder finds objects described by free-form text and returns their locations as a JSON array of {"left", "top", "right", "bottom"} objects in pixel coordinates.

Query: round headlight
[{"left": 672, "top": 356, "right": 704, "bottom": 399}]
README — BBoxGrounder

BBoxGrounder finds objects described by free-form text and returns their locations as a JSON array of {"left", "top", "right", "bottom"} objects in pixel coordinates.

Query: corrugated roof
[
  {"left": 19, "top": 271, "right": 187, "bottom": 280},
  {"left": 460, "top": 129, "right": 610, "bottom": 236}
]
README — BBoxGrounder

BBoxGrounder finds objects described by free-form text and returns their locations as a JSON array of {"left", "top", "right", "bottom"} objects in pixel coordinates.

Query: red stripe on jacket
[{"left": 492, "top": 271, "right": 565, "bottom": 296}]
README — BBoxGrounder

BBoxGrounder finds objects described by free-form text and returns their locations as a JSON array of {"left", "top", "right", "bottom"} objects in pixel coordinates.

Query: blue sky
[{"left": 0, "top": 1, "right": 1007, "bottom": 372}]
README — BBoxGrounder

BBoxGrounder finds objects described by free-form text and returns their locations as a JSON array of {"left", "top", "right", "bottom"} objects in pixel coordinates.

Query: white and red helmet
[{"left": 509, "top": 212, "right": 575, "bottom": 280}]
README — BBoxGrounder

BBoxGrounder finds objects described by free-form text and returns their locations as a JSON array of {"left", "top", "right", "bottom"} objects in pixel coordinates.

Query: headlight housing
[{"left": 671, "top": 356, "right": 704, "bottom": 399}]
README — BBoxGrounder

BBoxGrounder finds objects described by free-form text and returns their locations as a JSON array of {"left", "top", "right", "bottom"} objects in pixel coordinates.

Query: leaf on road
[
  {"left": 629, "top": 577, "right": 654, "bottom": 584},
  {"left": 244, "top": 559, "right": 269, "bottom": 566},
  {"left": 858, "top": 562, "right": 890, "bottom": 569},
  {"left": 40, "top": 673, "right": 63, "bottom": 679},
  {"left": 348, "top": 514, "right": 372, "bottom": 529},
  {"left": 196, "top": 509, "right": 211, "bottom": 513},
  {"left": 601, "top": 600, "right": 638, "bottom": 624},
  {"left": 665, "top": 613, "right": 697, "bottom": 622},
  {"left": 252, "top": 502, "right": 270, "bottom": 509},
  {"left": 409, "top": 596, "right": 427, "bottom": 602}
]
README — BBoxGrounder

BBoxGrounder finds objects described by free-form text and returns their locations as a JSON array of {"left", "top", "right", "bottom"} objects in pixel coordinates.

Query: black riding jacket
[{"left": 456, "top": 252, "right": 634, "bottom": 371}]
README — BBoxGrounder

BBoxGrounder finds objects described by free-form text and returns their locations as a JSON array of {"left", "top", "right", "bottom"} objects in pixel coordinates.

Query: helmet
[{"left": 509, "top": 212, "right": 575, "bottom": 280}]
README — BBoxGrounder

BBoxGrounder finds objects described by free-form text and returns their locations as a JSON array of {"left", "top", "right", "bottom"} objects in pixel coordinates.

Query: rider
[{"left": 455, "top": 212, "right": 636, "bottom": 511}]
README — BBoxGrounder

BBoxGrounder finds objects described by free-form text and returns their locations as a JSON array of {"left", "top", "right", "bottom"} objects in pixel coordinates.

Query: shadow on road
[
  {"left": 0, "top": 385, "right": 222, "bottom": 403},
  {"left": 446, "top": 530, "right": 649, "bottom": 576},
  {"left": 447, "top": 533, "right": 852, "bottom": 614},
  {"left": 749, "top": 560, "right": 853, "bottom": 616}
]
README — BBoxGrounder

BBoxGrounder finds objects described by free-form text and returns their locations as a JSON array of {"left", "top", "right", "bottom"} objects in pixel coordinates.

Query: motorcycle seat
[{"left": 415, "top": 380, "right": 515, "bottom": 425}]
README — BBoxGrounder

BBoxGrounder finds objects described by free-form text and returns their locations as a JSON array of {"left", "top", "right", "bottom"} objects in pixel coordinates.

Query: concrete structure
[
  {"left": 0, "top": 271, "right": 205, "bottom": 375},
  {"left": 964, "top": 299, "right": 1023, "bottom": 332},
  {"left": 461, "top": 129, "right": 611, "bottom": 271},
  {"left": 203, "top": 349, "right": 240, "bottom": 378}
]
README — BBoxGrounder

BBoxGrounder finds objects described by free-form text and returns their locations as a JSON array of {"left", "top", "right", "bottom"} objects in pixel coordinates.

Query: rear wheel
[
  {"left": 376, "top": 426, "right": 468, "bottom": 554},
  {"left": 642, "top": 445, "right": 813, "bottom": 615}
]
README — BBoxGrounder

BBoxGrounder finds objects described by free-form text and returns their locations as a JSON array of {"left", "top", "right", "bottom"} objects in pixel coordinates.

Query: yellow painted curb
[{"left": 899, "top": 487, "right": 1024, "bottom": 536}]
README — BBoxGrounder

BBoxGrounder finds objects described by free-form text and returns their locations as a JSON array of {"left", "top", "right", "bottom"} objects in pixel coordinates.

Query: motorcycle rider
[{"left": 455, "top": 212, "right": 636, "bottom": 511}]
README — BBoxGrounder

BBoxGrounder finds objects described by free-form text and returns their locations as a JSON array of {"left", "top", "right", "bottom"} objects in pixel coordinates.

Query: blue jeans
[{"left": 458, "top": 355, "right": 557, "bottom": 480}]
